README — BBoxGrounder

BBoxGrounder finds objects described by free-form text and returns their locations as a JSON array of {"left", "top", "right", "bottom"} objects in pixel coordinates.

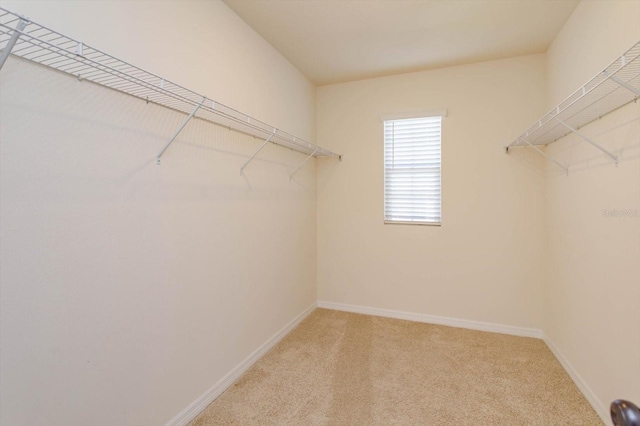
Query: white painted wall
[
  {"left": 0, "top": 1, "right": 318, "bottom": 425},
  {"left": 2, "top": 1, "right": 638, "bottom": 424},
  {"left": 316, "top": 55, "right": 548, "bottom": 329},
  {"left": 544, "top": 0, "right": 640, "bottom": 419}
]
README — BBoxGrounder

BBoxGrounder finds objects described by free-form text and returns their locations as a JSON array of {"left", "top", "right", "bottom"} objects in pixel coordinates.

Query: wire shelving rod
[
  {"left": 0, "top": 7, "right": 342, "bottom": 165},
  {"left": 506, "top": 39, "right": 640, "bottom": 170}
]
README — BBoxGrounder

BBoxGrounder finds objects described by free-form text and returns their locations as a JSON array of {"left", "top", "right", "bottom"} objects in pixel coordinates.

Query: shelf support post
[
  {"left": 553, "top": 117, "right": 618, "bottom": 166},
  {"left": 289, "top": 149, "right": 317, "bottom": 180},
  {"left": 521, "top": 139, "right": 569, "bottom": 175},
  {"left": 156, "top": 97, "right": 205, "bottom": 165},
  {"left": 608, "top": 75, "right": 640, "bottom": 96},
  {"left": 0, "top": 18, "right": 29, "bottom": 70},
  {"left": 240, "top": 130, "right": 277, "bottom": 175}
]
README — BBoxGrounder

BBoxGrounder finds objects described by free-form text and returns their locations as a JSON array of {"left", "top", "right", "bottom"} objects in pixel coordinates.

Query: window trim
[
  {"left": 382, "top": 110, "right": 446, "bottom": 227},
  {"left": 380, "top": 109, "right": 447, "bottom": 122}
]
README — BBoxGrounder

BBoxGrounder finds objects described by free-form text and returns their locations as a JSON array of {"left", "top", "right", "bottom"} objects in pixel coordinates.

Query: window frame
[{"left": 382, "top": 110, "right": 446, "bottom": 227}]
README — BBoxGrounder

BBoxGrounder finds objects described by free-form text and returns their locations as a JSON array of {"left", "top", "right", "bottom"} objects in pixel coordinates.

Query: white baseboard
[
  {"left": 317, "top": 300, "right": 543, "bottom": 338},
  {"left": 165, "top": 302, "right": 317, "bottom": 426},
  {"left": 542, "top": 332, "right": 610, "bottom": 425}
]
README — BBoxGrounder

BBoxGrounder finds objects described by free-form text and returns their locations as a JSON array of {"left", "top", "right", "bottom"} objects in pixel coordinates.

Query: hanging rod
[
  {"left": 506, "top": 40, "right": 640, "bottom": 168},
  {"left": 0, "top": 7, "right": 341, "bottom": 163}
]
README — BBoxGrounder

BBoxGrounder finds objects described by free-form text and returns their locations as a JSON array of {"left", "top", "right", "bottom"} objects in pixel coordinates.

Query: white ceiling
[{"left": 223, "top": 0, "right": 580, "bottom": 86}]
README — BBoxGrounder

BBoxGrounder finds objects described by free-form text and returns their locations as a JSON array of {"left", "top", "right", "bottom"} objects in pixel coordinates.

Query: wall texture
[
  {"left": 544, "top": 0, "right": 640, "bottom": 419},
  {"left": 2, "top": 1, "right": 638, "bottom": 425},
  {"left": 0, "top": 1, "right": 318, "bottom": 425},
  {"left": 316, "top": 54, "right": 548, "bottom": 329}
]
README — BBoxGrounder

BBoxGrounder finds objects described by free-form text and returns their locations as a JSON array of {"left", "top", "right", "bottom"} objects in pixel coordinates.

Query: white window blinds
[{"left": 384, "top": 116, "right": 442, "bottom": 225}]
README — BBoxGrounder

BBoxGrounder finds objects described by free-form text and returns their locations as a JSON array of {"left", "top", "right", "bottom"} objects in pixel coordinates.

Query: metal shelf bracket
[
  {"left": 608, "top": 74, "right": 640, "bottom": 96},
  {"left": 522, "top": 138, "right": 569, "bottom": 175},
  {"left": 552, "top": 117, "right": 619, "bottom": 166},
  {"left": 289, "top": 149, "right": 317, "bottom": 180},
  {"left": 240, "top": 130, "right": 277, "bottom": 175},
  {"left": 156, "top": 97, "right": 205, "bottom": 165},
  {"left": 607, "top": 54, "right": 640, "bottom": 96},
  {"left": 0, "top": 18, "right": 28, "bottom": 70}
]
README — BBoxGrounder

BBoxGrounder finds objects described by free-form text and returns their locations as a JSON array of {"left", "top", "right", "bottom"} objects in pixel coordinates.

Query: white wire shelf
[
  {"left": 506, "top": 40, "right": 640, "bottom": 171},
  {"left": 0, "top": 7, "right": 341, "bottom": 171}
]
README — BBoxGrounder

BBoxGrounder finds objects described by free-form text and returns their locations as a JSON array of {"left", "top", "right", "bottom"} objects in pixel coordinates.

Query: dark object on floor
[{"left": 611, "top": 400, "right": 640, "bottom": 426}]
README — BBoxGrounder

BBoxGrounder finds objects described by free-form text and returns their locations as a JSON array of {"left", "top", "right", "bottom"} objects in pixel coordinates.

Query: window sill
[{"left": 384, "top": 220, "right": 441, "bottom": 227}]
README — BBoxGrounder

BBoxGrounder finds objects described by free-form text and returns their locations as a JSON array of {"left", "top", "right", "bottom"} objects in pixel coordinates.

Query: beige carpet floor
[{"left": 190, "top": 309, "right": 603, "bottom": 425}]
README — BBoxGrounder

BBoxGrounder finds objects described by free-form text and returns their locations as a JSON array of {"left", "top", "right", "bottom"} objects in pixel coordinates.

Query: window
[{"left": 384, "top": 114, "right": 443, "bottom": 225}]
